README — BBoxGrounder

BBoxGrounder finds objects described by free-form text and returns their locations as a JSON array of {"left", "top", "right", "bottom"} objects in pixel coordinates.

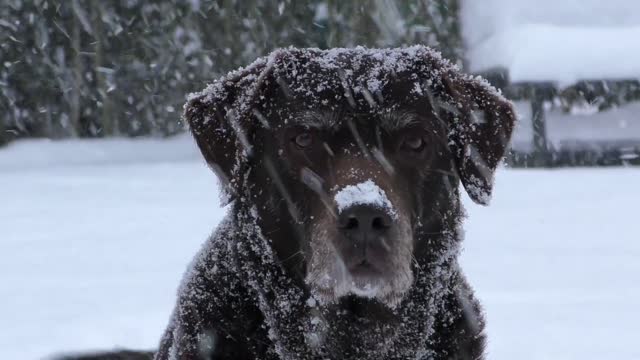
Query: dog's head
[{"left": 185, "top": 47, "right": 515, "bottom": 307}]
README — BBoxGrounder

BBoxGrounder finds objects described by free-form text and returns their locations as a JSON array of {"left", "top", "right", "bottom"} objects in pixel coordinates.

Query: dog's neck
[
  {"left": 228, "top": 167, "right": 470, "bottom": 357},
  {"left": 230, "top": 195, "right": 468, "bottom": 358}
]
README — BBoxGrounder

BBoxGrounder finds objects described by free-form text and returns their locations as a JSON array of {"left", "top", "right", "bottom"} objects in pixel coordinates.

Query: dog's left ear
[{"left": 441, "top": 74, "right": 516, "bottom": 205}]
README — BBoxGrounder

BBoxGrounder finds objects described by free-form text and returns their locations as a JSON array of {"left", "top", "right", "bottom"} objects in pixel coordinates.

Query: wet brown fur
[{"left": 59, "top": 47, "right": 515, "bottom": 360}]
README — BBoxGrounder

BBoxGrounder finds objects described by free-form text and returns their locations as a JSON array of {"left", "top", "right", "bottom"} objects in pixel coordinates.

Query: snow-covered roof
[{"left": 462, "top": 0, "right": 640, "bottom": 85}]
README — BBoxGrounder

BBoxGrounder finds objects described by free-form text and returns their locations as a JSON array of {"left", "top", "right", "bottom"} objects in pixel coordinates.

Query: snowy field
[{"left": 1, "top": 137, "right": 639, "bottom": 360}]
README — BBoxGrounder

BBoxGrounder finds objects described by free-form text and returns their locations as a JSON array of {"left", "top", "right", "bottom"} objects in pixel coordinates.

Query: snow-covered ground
[{"left": 1, "top": 137, "right": 639, "bottom": 360}]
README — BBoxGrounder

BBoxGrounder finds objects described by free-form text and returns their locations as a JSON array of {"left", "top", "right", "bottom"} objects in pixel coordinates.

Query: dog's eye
[
  {"left": 401, "top": 135, "right": 425, "bottom": 152},
  {"left": 293, "top": 132, "right": 313, "bottom": 148}
]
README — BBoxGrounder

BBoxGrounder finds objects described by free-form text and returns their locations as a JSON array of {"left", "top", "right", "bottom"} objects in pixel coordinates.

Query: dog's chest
[{"left": 251, "top": 299, "right": 441, "bottom": 359}]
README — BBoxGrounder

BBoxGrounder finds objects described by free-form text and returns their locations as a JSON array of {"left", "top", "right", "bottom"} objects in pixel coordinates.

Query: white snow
[
  {"left": 1, "top": 138, "right": 639, "bottom": 359},
  {"left": 0, "top": 137, "right": 216, "bottom": 360},
  {"left": 0, "top": 134, "right": 199, "bottom": 172},
  {"left": 461, "top": 168, "right": 640, "bottom": 360},
  {"left": 333, "top": 180, "right": 397, "bottom": 219},
  {"left": 462, "top": 0, "right": 640, "bottom": 84}
]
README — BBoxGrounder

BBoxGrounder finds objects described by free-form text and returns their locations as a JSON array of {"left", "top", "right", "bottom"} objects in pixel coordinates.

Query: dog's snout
[{"left": 338, "top": 205, "right": 392, "bottom": 240}]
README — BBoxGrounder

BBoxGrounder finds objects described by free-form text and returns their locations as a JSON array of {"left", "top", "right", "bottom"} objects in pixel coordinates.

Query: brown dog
[{"left": 153, "top": 46, "right": 515, "bottom": 359}]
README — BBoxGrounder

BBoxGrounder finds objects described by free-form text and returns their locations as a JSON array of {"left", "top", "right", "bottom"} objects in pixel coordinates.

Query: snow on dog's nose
[
  {"left": 335, "top": 180, "right": 397, "bottom": 253},
  {"left": 333, "top": 180, "right": 398, "bottom": 220}
]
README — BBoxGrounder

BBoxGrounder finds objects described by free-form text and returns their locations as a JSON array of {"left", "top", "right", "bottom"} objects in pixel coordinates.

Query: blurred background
[
  {"left": 2, "top": 0, "right": 639, "bottom": 165},
  {"left": 0, "top": 1, "right": 639, "bottom": 360}
]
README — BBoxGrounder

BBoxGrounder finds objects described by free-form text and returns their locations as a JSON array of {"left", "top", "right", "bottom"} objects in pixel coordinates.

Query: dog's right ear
[
  {"left": 184, "top": 92, "right": 238, "bottom": 200},
  {"left": 183, "top": 84, "right": 248, "bottom": 205},
  {"left": 184, "top": 58, "right": 274, "bottom": 203}
]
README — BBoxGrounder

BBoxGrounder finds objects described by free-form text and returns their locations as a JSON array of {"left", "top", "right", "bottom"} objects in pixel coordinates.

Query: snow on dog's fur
[{"left": 150, "top": 46, "right": 516, "bottom": 360}]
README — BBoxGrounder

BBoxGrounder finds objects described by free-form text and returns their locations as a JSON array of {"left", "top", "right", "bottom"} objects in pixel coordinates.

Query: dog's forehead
[
  {"left": 263, "top": 48, "right": 442, "bottom": 113},
  {"left": 251, "top": 47, "right": 458, "bottom": 137}
]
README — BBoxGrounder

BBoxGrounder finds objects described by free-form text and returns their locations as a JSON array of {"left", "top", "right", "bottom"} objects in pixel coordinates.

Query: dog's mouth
[
  {"left": 305, "top": 202, "right": 415, "bottom": 306},
  {"left": 349, "top": 259, "right": 382, "bottom": 277},
  {"left": 345, "top": 262, "right": 384, "bottom": 299}
]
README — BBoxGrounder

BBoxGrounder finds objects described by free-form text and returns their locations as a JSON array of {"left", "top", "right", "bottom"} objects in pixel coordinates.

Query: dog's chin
[{"left": 306, "top": 267, "right": 413, "bottom": 309}]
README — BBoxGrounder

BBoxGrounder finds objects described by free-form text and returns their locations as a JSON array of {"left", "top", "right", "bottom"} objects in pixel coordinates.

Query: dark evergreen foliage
[{"left": 0, "top": 0, "right": 463, "bottom": 142}]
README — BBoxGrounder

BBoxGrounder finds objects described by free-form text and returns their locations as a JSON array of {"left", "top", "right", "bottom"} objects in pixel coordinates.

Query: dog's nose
[{"left": 337, "top": 205, "right": 392, "bottom": 241}]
